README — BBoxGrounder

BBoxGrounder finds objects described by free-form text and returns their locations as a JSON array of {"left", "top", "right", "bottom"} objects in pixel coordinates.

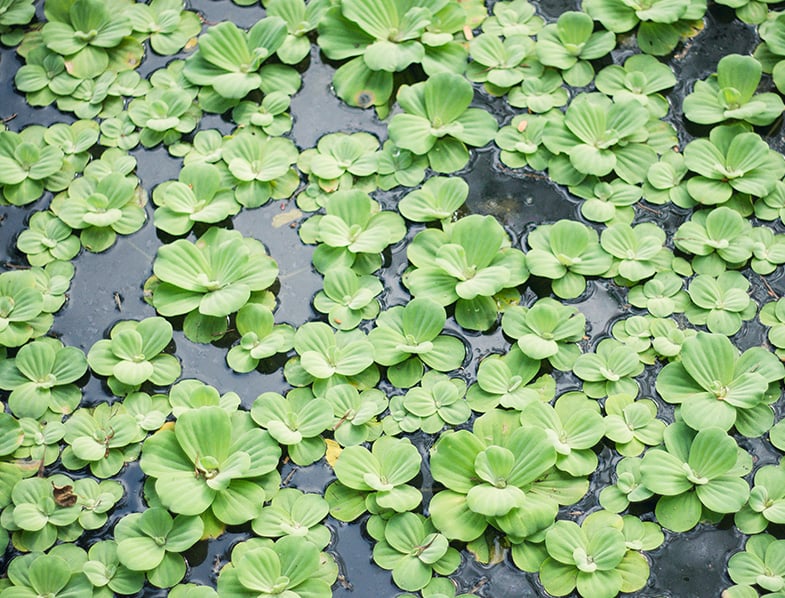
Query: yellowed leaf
[
  {"left": 272, "top": 209, "right": 303, "bottom": 228},
  {"left": 184, "top": 36, "right": 198, "bottom": 51},
  {"left": 325, "top": 438, "right": 342, "bottom": 468}
]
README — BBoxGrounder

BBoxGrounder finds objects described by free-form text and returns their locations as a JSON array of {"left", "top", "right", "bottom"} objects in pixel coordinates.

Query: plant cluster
[{"left": 4, "top": 0, "right": 785, "bottom": 597}]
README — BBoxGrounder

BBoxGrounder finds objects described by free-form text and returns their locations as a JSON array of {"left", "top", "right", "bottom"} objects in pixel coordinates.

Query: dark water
[{"left": 0, "top": 1, "right": 781, "bottom": 596}]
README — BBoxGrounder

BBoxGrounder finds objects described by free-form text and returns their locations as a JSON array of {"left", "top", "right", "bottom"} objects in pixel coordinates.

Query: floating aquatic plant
[
  {"left": 403, "top": 214, "right": 528, "bottom": 331},
  {"left": 372, "top": 512, "right": 461, "bottom": 592},
  {"left": 640, "top": 422, "right": 752, "bottom": 532},
  {"left": 0, "top": 337, "right": 87, "bottom": 419},
  {"left": 216, "top": 536, "right": 338, "bottom": 597},
  {"left": 140, "top": 405, "right": 282, "bottom": 525},
  {"left": 656, "top": 332, "right": 784, "bottom": 436},
  {"left": 684, "top": 54, "right": 784, "bottom": 126},
  {"left": 86, "top": 316, "right": 180, "bottom": 396},
  {"left": 369, "top": 298, "right": 466, "bottom": 388},
  {"left": 251, "top": 389, "right": 332, "bottom": 466},
  {"left": 388, "top": 72, "right": 498, "bottom": 174},
  {"left": 150, "top": 227, "right": 279, "bottom": 343},
  {"left": 115, "top": 507, "right": 203, "bottom": 588}
]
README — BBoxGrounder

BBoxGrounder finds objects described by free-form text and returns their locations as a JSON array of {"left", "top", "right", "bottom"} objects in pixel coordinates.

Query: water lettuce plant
[
  {"left": 385, "top": 371, "right": 470, "bottom": 435},
  {"left": 151, "top": 163, "right": 240, "bottom": 236},
  {"left": 534, "top": 11, "right": 615, "bottom": 86},
  {"left": 494, "top": 114, "right": 553, "bottom": 172},
  {"left": 656, "top": 332, "right": 784, "bottom": 436},
  {"left": 466, "top": 33, "right": 541, "bottom": 95},
  {"left": 429, "top": 409, "right": 569, "bottom": 543},
  {"left": 251, "top": 389, "right": 332, "bottom": 466},
  {"left": 599, "top": 456, "right": 655, "bottom": 513},
  {"left": 115, "top": 507, "right": 203, "bottom": 588},
  {"left": 40, "top": 0, "right": 138, "bottom": 79},
  {"left": 325, "top": 435, "right": 422, "bottom": 522},
  {"left": 150, "top": 227, "right": 279, "bottom": 342},
  {"left": 291, "top": 321, "right": 376, "bottom": 389},
  {"left": 403, "top": 214, "right": 528, "bottom": 331},
  {"left": 0, "top": 270, "right": 55, "bottom": 348},
  {"left": 312, "top": 267, "right": 383, "bottom": 330},
  {"left": 603, "top": 394, "right": 665, "bottom": 457},
  {"left": 167, "top": 379, "right": 241, "bottom": 417},
  {"left": 583, "top": 0, "right": 706, "bottom": 56},
  {"left": 226, "top": 304, "right": 295, "bottom": 373},
  {"left": 388, "top": 72, "right": 498, "bottom": 173},
  {"left": 0, "top": 0, "right": 34, "bottom": 46},
  {"left": 297, "top": 132, "right": 379, "bottom": 196},
  {"left": 0, "top": 337, "right": 87, "bottom": 419},
  {"left": 569, "top": 178, "right": 641, "bottom": 225},
  {"left": 572, "top": 338, "right": 644, "bottom": 399},
  {"left": 466, "top": 346, "right": 553, "bottom": 412},
  {"left": 232, "top": 92, "right": 293, "bottom": 137},
  {"left": 221, "top": 132, "right": 300, "bottom": 208},
  {"left": 640, "top": 422, "right": 752, "bottom": 532},
  {"left": 673, "top": 207, "right": 753, "bottom": 276},
  {"left": 734, "top": 461, "right": 785, "bottom": 534},
  {"left": 507, "top": 68, "right": 569, "bottom": 112},
  {"left": 127, "top": 87, "right": 201, "bottom": 148},
  {"left": 0, "top": 129, "right": 65, "bottom": 206},
  {"left": 265, "top": 0, "right": 329, "bottom": 64},
  {"left": 15, "top": 211, "right": 80, "bottom": 266},
  {"left": 216, "top": 536, "right": 337, "bottom": 597},
  {"left": 126, "top": 0, "right": 201, "bottom": 56},
  {"left": 683, "top": 124, "right": 785, "bottom": 205},
  {"left": 316, "top": 0, "right": 468, "bottom": 114},
  {"left": 760, "top": 297, "right": 785, "bottom": 360},
  {"left": 756, "top": 11, "right": 785, "bottom": 94},
  {"left": 683, "top": 54, "right": 784, "bottom": 126},
  {"left": 86, "top": 316, "right": 180, "bottom": 396},
  {"left": 482, "top": 0, "right": 544, "bottom": 36},
  {"left": 13, "top": 413, "right": 65, "bottom": 467},
  {"left": 683, "top": 271, "right": 757, "bottom": 336},
  {"left": 327, "top": 383, "right": 387, "bottom": 446},
  {"left": 521, "top": 394, "right": 605, "bottom": 477},
  {"left": 600, "top": 222, "right": 670, "bottom": 283},
  {"left": 375, "top": 140, "right": 428, "bottom": 190},
  {"left": 182, "top": 18, "right": 289, "bottom": 102},
  {"left": 539, "top": 511, "right": 653, "bottom": 598},
  {"left": 61, "top": 402, "right": 146, "bottom": 477},
  {"left": 369, "top": 298, "right": 466, "bottom": 388},
  {"left": 397, "top": 176, "right": 468, "bottom": 223},
  {"left": 301, "top": 189, "right": 406, "bottom": 275},
  {"left": 525, "top": 219, "right": 612, "bottom": 299},
  {"left": 251, "top": 488, "right": 331, "bottom": 549},
  {"left": 501, "top": 298, "right": 585, "bottom": 369},
  {"left": 83, "top": 539, "right": 145, "bottom": 596},
  {"left": 726, "top": 534, "right": 785, "bottom": 597},
  {"left": 139, "top": 406, "right": 282, "bottom": 525},
  {"left": 371, "top": 512, "right": 461, "bottom": 591},
  {"left": 50, "top": 172, "right": 147, "bottom": 253},
  {"left": 1, "top": 474, "right": 84, "bottom": 552},
  {"left": 542, "top": 93, "right": 657, "bottom": 185},
  {"left": 594, "top": 54, "right": 676, "bottom": 117},
  {"left": 0, "top": 544, "right": 93, "bottom": 597}
]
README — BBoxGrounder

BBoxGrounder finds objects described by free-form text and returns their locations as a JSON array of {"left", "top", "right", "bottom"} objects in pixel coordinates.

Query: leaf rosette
[
  {"left": 403, "top": 214, "right": 528, "bottom": 331},
  {"left": 87, "top": 316, "right": 181, "bottom": 395},
  {"left": 140, "top": 406, "right": 282, "bottom": 525},
  {"left": 151, "top": 227, "right": 279, "bottom": 342}
]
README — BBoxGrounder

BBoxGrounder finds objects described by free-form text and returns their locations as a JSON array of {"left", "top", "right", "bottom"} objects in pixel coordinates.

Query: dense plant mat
[{"left": 2, "top": 0, "right": 785, "bottom": 596}]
